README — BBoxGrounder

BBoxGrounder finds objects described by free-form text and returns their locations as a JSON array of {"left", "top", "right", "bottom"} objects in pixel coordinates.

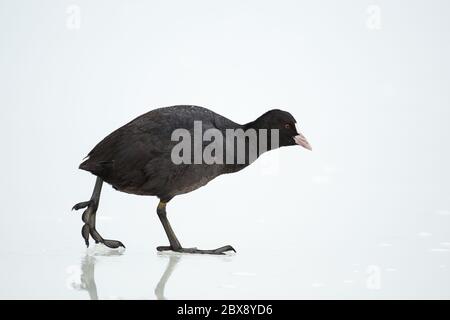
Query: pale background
[{"left": 1, "top": 0, "right": 449, "bottom": 299}]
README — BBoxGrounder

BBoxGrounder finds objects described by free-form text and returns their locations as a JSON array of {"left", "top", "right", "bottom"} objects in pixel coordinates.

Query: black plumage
[{"left": 73, "top": 105, "right": 311, "bottom": 254}]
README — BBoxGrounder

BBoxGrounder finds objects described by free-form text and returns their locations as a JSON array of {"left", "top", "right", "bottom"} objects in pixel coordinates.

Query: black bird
[{"left": 73, "top": 105, "right": 311, "bottom": 254}]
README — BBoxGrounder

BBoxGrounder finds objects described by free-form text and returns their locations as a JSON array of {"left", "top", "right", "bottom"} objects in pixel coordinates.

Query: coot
[{"left": 73, "top": 105, "right": 311, "bottom": 254}]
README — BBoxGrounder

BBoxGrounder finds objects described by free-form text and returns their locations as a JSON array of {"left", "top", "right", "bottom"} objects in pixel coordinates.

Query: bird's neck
[
  {"left": 243, "top": 120, "right": 279, "bottom": 153},
  {"left": 221, "top": 120, "right": 278, "bottom": 174}
]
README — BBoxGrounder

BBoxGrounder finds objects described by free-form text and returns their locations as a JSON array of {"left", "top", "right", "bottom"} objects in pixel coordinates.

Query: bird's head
[{"left": 253, "top": 109, "right": 312, "bottom": 150}]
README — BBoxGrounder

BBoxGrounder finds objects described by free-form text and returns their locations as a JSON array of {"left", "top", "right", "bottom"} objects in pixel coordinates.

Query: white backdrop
[{"left": 1, "top": 0, "right": 449, "bottom": 299}]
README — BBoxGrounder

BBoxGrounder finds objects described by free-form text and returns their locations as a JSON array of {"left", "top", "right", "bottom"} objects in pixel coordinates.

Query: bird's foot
[
  {"left": 74, "top": 200, "right": 125, "bottom": 249},
  {"left": 156, "top": 245, "right": 235, "bottom": 255},
  {"left": 81, "top": 221, "right": 125, "bottom": 249}
]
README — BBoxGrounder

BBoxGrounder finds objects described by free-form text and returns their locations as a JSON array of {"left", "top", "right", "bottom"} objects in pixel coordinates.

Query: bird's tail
[{"left": 79, "top": 158, "right": 114, "bottom": 177}]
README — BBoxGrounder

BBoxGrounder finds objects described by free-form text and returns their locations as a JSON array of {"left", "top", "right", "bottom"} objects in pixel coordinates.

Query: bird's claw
[
  {"left": 213, "top": 245, "right": 236, "bottom": 254},
  {"left": 72, "top": 200, "right": 93, "bottom": 211},
  {"left": 103, "top": 239, "right": 126, "bottom": 249}
]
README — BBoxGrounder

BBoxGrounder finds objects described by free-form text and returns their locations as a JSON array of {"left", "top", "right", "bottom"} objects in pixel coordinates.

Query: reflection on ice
[
  {"left": 86, "top": 243, "right": 126, "bottom": 256},
  {"left": 155, "top": 255, "right": 181, "bottom": 300},
  {"left": 68, "top": 248, "right": 236, "bottom": 300},
  {"left": 154, "top": 251, "right": 235, "bottom": 299},
  {"left": 69, "top": 245, "right": 125, "bottom": 300},
  {"left": 59, "top": 230, "right": 450, "bottom": 300},
  {"left": 67, "top": 255, "right": 99, "bottom": 300},
  {"left": 80, "top": 255, "right": 99, "bottom": 300}
]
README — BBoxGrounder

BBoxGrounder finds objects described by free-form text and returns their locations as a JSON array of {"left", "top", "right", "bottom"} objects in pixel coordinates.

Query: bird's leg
[
  {"left": 73, "top": 177, "right": 125, "bottom": 249},
  {"left": 156, "top": 201, "right": 235, "bottom": 255},
  {"left": 156, "top": 201, "right": 182, "bottom": 250}
]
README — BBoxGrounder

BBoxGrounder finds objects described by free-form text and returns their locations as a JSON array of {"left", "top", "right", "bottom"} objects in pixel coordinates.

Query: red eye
[{"left": 284, "top": 123, "right": 291, "bottom": 129}]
